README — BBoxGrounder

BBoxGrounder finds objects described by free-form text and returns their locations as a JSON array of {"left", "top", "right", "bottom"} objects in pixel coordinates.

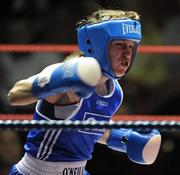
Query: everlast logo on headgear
[{"left": 122, "top": 23, "right": 141, "bottom": 35}]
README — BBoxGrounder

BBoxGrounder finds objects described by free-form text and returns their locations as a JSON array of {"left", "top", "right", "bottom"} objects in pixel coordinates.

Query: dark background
[{"left": 0, "top": 0, "right": 180, "bottom": 175}]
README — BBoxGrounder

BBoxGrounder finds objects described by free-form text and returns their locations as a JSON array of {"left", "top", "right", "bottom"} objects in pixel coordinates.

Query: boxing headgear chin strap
[{"left": 77, "top": 19, "right": 142, "bottom": 79}]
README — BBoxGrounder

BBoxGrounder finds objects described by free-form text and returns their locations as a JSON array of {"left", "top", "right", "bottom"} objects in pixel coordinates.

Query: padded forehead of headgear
[{"left": 78, "top": 18, "right": 142, "bottom": 50}]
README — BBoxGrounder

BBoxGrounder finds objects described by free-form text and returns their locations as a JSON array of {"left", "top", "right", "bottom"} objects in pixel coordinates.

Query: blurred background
[{"left": 0, "top": 0, "right": 180, "bottom": 174}]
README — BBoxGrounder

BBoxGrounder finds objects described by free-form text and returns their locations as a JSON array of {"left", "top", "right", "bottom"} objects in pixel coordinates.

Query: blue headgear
[{"left": 77, "top": 19, "right": 142, "bottom": 79}]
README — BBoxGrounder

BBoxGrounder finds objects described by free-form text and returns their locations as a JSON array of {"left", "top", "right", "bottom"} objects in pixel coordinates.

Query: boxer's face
[{"left": 109, "top": 40, "right": 136, "bottom": 77}]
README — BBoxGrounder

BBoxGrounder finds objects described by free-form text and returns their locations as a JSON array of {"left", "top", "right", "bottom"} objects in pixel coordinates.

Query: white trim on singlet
[
  {"left": 35, "top": 98, "right": 84, "bottom": 121},
  {"left": 35, "top": 101, "right": 52, "bottom": 120},
  {"left": 112, "top": 80, "right": 124, "bottom": 115},
  {"left": 95, "top": 79, "right": 115, "bottom": 98}
]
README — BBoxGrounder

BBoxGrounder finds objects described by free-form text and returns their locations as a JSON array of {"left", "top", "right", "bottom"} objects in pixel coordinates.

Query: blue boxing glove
[
  {"left": 107, "top": 128, "right": 161, "bottom": 165},
  {"left": 32, "top": 57, "right": 102, "bottom": 99}
]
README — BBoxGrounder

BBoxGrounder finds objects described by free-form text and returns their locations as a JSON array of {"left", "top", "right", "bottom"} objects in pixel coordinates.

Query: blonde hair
[
  {"left": 66, "top": 9, "right": 140, "bottom": 61},
  {"left": 64, "top": 51, "right": 84, "bottom": 61},
  {"left": 77, "top": 9, "right": 140, "bottom": 27}
]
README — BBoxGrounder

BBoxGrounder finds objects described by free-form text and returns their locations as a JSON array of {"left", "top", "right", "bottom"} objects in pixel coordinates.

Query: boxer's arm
[
  {"left": 7, "top": 75, "right": 39, "bottom": 105},
  {"left": 8, "top": 64, "right": 67, "bottom": 105},
  {"left": 8, "top": 57, "right": 101, "bottom": 106},
  {"left": 7, "top": 77, "right": 68, "bottom": 106}
]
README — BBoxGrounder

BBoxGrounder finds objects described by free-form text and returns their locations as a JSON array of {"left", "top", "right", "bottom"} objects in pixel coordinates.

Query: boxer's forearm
[{"left": 7, "top": 80, "right": 37, "bottom": 105}]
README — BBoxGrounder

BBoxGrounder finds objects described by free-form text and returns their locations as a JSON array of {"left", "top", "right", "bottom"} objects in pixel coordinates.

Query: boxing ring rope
[
  {"left": 0, "top": 114, "right": 180, "bottom": 131},
  {"left": 1, "top": 119, "right": 180, "bottom": 131},
  {"left": 0, "top": 44, "right": 180, "bottom": 130},
  {"left": 0, "top": 44, "right": 180, "bottom": 54}
]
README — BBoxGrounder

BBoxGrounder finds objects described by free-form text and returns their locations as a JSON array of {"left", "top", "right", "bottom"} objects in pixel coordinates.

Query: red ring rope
[
  {"left": 0, "top": 44, "right": 180, "bottom": 54},
  {"left": 0, "top": 114, "right": 180, "bottom": 121}
]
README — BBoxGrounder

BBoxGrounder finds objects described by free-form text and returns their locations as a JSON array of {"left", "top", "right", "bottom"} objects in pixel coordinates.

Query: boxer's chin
[{"left": 114, "top": 67, "right": 127, "bottom": 78}]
